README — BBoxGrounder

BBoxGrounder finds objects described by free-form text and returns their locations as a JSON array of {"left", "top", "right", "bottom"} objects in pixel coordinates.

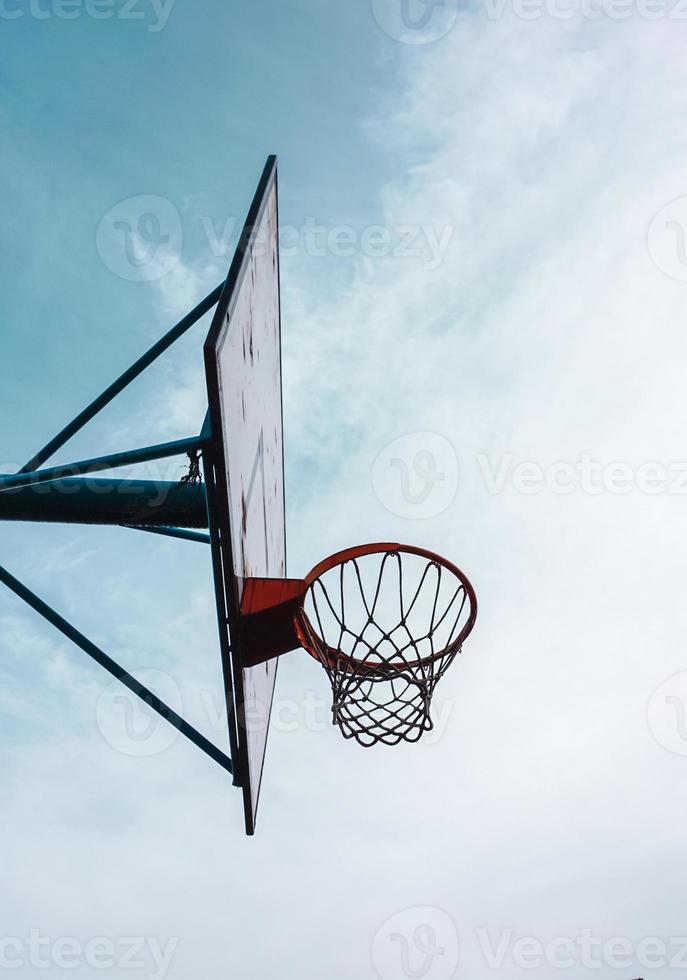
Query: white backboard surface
[{"left": 204, "top": 156, "right": 285, "bottom": 834}]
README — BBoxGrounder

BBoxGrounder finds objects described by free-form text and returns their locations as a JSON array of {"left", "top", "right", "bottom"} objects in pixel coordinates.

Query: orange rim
[{"left": 294, "top": 542, "right": 477, "bottom": 672}]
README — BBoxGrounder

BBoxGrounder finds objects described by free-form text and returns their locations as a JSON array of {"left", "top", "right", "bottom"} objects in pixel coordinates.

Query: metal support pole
[
  {"left": 0, "top": 478, "right": 208, "bottom": 528},
  {"left": 20, "top": 282, "right": 224, "bottom": 474},
  {"left": 0, "top": 437, "right": 207, "bottom": 493},
  {"left": 0, "top": 563, "right": 232, "bottom": 775}
]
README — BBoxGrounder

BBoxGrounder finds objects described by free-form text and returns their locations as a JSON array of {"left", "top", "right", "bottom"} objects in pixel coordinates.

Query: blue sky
[
  {"left": 0, "top": 1, "right": 391, "bottom": 458},
  {"left": 3, "top": 3, "right": 687, "bottom": 980}
]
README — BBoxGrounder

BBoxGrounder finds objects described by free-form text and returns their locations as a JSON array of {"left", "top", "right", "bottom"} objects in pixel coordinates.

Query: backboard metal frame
[{"left": 203, "top": 155, "right": 286, "bottom": 835}]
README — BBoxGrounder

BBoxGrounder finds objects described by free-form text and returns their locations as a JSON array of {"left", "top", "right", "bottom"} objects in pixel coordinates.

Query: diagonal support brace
[
  {"left": 0, "top": 562, "right": 232, "bottom": 775},
  {"left": 128, "top": 525, "right": 211, "bottom": 545},
  {"left": 20, "top": 282, "right": 224, "bottom": 474}
]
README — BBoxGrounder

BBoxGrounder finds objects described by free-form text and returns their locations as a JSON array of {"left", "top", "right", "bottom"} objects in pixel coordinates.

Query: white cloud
[{"left": 276, "top": 13, "right": 687, "bottom": 973}]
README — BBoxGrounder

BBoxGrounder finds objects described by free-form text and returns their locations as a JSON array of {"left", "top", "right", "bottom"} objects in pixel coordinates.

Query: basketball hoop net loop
[
  {"left": 294, "top": 543, "right": 477, "bottom": 747},
  {"left": 240, "top": 543, "right": 477, "bottom": 747}
]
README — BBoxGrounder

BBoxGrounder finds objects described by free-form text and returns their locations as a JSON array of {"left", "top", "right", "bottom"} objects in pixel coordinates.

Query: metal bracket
[{"left": 240, "top": 577, "right": 306, "bottom": 667}]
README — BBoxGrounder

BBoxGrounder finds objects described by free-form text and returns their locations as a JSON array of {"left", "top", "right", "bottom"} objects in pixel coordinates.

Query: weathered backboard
[{"left": 204, "top": 156, "right": 285, "bottom": 835}]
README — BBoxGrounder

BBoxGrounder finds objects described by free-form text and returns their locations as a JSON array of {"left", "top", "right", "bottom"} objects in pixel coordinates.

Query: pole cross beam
[
  {"left": 0, "top": 436, "right": 209, "bottom": 494},
  {"left": 0, "top": 479, "right": 209, "bottom": 529}
]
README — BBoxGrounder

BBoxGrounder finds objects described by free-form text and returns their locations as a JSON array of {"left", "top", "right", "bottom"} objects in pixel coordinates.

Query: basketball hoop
[
  {"left": 0, "top": 150, "right": 481, "bottom": 834},
  {"left": 294, "top": 543, "right": 477, "bottom": 747}
]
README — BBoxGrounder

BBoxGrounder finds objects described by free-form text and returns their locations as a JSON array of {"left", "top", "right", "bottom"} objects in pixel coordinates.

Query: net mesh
[
  {"left": 181, "top": 450, "right": 202, "bottom": 485},
  {"left": 295, "top": 548, "right": 475, "bottom": 747}
]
